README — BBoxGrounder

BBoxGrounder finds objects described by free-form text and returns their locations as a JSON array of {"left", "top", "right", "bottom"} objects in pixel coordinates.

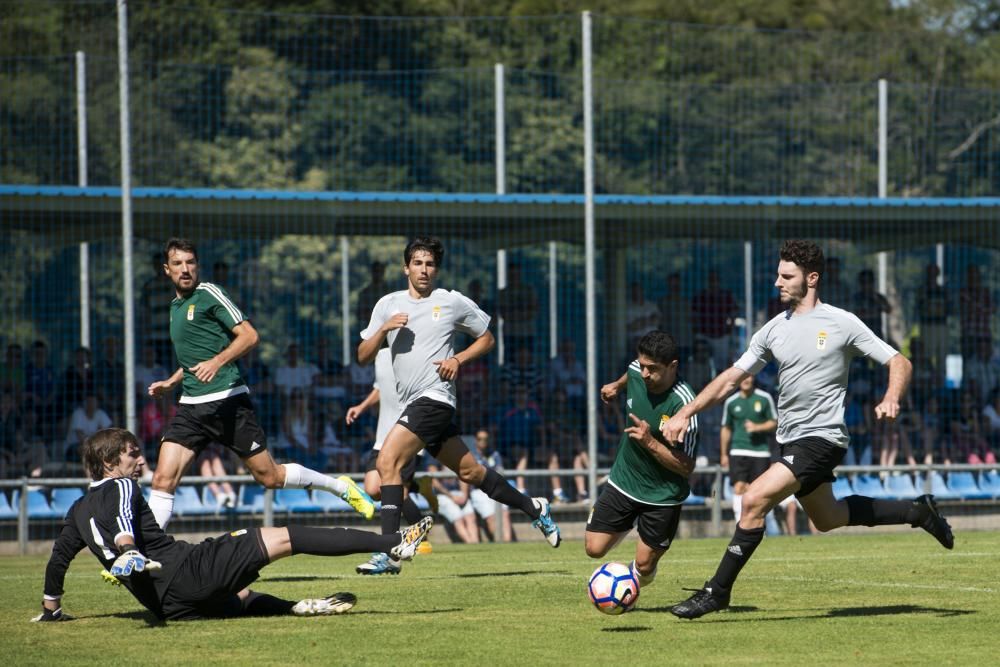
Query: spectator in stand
[
  {"left": 494, "top": 384, "right": 547, "bottom": 497},
  {"left": 0, "top": 343, "right": 25, "bottom": 403},
  {"left": 466, "top": 279, "right": 495, "bottom": 328},
  {"left": 497, "top": 262, "right": 539, "bottom": 355},
  {"left": 273, "top": 343, "right": 320, "bottom": 402},
  {"left": 469, "top": 429, "right": 514, "bottom": 542},
  {"left": 428, "top": 462, "right": 479, "bottom": 544},
  {"left": 982, "top": 389, "right": 1000, "bottom": 451},
  {"left": 963, "top": 338, "right": 999, "bottom": 407},
  {"left": 345, "top": 355, "right": 375, "bottom": 406},
  {"left": 1, "top": 390, "right": 24, "bottom": 477},
  {"left": 907, "top": 336, "right": 940, "bottom": 411},
  {"left": 544, "top": 387, "right": 589, "bottom": 503},
  {"left": 320, "top": 400, "right": 359, "bottom": 474},
  {"left": 853, "top": 268, "right": 891, "bottom": 341},
  {"left": 597, "top": 391, "right": 624, "bottom": 467},
  {"left": 312, "top": 339, "right": 347, "bottom": 407},
  {"left": 915, "top": 263, "right": 950, "bottom": 380},
  {"left": 548, "top": 338, "right": 587, "bottom": 415},
  {"left": 200, "top": 443, "right": 238, "bottom": 510},
  {"left": 625, "top": 280, "right": 660, "bottom": 353},
  {"left": 57, "top": 346, "right": 95, "bottom": 422},
  {"left": 843, "top": 385, "right": 873, "bottom": 466},
  {"left": 658, "top": 272, "right": 694, "bottom": 361},
  {"left": 135, "top": 343, "right": 169, "bottom": 401},
  {"left": 24, "top": 341, "right": 57, "bottom": 442},
  {"left": 276, "top": 388, "right": 323, "bottom": 470},
  {"left": 948, "top": 391, "right": 995, "bottom": 465},
  {"left": 917, "top": 394, "right": 943, "bottom": 465},
  {"left": 500, "top": 346, "right": 544, "bottom": 403},
  {"left": 64, "top": 394, "right": 112, "bottom": 462},
  {"left": 959, "top": 264, "right": 995, "bottom": 360},
  {"left": 140, "top": 392, "right": 176, "bottom": 452},
  {"left": 356, "top": 260, "right": 388, "bottom": 332},
  {"left": 96, "top": 336, "right": 125, "bottom": 424},
  {"left": 241, "top": 346, "right": 278, "bottom": 435},
  {"left": 139, "top": 251, "right": 176, "bottom": 368},
  {"left": 692, "top": 270, "right": 739, "bottom": 371},
  {"left": 821, "top": 257, "right": 853, "bottom": 309}
]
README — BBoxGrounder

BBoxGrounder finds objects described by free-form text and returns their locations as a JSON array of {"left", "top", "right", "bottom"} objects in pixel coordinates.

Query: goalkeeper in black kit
[{"left": 33, "top": 428, "right": 431, "bottom": 622}]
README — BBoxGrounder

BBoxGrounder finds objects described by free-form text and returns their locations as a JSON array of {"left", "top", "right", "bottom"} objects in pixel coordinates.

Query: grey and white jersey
[
  {"left": 733, "top": 303, "right": 898, "bottom": 448},
  {"left": 372, "top": 347, "right": 401, "bottom": 450},
  {"left": 361, "top": 288, "right": 491, "bottom": 409}
]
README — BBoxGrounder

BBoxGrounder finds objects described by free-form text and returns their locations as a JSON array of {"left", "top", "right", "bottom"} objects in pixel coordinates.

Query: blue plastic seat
[
  {"left": 683, "top": 493, "right": 706, "bottom": 506},
  {"left": 173, "top": 485, "right": 213, "bottom": 516},
  {"left": 884, "top": 473, "right": 919, "bottom": 499},
  {"left": 11, "top": 489, "right": 62, "bottom": 520},
  {"left": 721, "top": 475, "right": 733, "bottom": 501},
  {"left": 50, "top": 487, "right": 85, "bottom": 517},
  {"left": 915, "top": 472, "right": 960, "bottom": 500},
  {"left": 851, "top": 474, "right": 890, "bottom": 499},
  {"left": 831, "top": 476, "right": 853, "bottom": 499},
  {"left": 0, "top": 492, "right": 17, "bottom": 519},
  {"left": 410, "top": 493, "right": 430, "bottom": 511},
  {"left": 275, "top": 488, "right": 321, "bottom": 513},
  {"left": 237, "top": 485, "right": 285, "bottom": 514},
  {"left": 311, "top": 490, "right": 354, "bottom": 513},
  {"left": 978, "top": 470, "right": 1000, "bottom": 498},
  {"left": 946, "top": 471, "right": 990, "bottom": 500}
]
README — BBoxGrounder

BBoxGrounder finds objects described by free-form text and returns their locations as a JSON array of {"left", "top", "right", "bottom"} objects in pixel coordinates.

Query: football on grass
[{"left": 587, "top": 562, "right": 639, "bottom": 615}]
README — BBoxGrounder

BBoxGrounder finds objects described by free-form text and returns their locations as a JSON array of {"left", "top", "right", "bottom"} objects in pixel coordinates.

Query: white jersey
[
  {"left": 372, "top": 347, "right": 401, "bottom": 450},
  {"left": 361, "top": 288, "right": 491, "bottom": 409},
  {"left": 734, "top": 302, "right": 897, "bottom": 448}
]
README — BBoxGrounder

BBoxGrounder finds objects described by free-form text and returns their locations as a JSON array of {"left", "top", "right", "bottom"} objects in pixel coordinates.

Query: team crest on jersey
[
  {"left": 754, "top": 400, "right": 761, "bottom": 412},
  {"left": 816, "top": 330, "right": 828, "bottom": 350},
  {"left": 187, "top": 304, "right": 196, "bottom": 321},
  {"left": 432, "top": 305, "right": 442, "bottom": 321}
]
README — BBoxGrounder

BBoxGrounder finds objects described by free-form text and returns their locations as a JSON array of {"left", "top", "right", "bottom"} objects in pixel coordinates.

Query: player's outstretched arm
[
  {"left": 663, "top": 366, "right": 747, "bottom": 443},
  {"left": 149, "top": 367, "right": 184, "bottom": 397},
  {"left": 600, "top": 373, "right": 628, "bottom": 404},
  {"left": 874, "top": 353, "right": 912, "bottom": 421}
]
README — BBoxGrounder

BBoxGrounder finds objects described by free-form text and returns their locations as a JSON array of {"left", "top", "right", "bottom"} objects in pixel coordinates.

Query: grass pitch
[{"left": 2, "top": 530, "right": 997, "bottom": 666}]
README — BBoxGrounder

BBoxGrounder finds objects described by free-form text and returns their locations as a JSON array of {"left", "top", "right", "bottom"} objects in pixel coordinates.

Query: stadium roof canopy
[{"left": 3, "top": 185, "right": 999, "bottom": 250}]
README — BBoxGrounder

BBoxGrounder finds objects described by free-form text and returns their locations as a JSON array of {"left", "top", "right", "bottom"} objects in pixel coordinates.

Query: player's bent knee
[
  {"left": 458, "top": 464, "right": 486, "bottom": 486},
  {"left": 811, "top": 516, "right": 838, "bottom": 532},
  {"left": 584, "top": 537, "right": 608, "bottom": 559}
]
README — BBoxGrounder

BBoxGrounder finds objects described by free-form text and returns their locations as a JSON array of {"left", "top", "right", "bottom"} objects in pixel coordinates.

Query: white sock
[
  {"left": 630, "top": 559, "right": 656, "bottom": 588},
  {"left": 282, "top": 463, "right": 347, "bottom": 495},
  {"left": 732, "top": 494, "right": 743, "bottom": 522},
  {"left": 148, "top": 490, "right": 175, "bottom": 529}
]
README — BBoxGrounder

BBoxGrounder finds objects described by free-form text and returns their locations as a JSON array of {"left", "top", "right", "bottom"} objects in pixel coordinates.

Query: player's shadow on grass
[
  {"left": 89, "top": 610, "right": 165, "bottom": 627},
  {"left": 635, "top": 605, "right": 760, "bottom": 615},
  {"left": 348, "top": 608, "right": 464, "bottom": 616},
  {"left": 601, "top": 626, "right": 652, "bottom": 633},
  {"left": 259, "top": 575, "right": 347, "bottom": 583},
  {"left": 827, "top": 604, "right": 974, "bottom": 619},
  {"left": 457, "top": 570, "right": 570, "bottom": 578}
]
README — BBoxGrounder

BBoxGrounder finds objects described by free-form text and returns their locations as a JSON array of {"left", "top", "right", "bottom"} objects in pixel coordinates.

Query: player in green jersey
[
  {"left": 147, "top": 238, "right": 373, "bottom": 529},
  {"left": 584, "top": 331, "right": 698, "bottom": 592}
]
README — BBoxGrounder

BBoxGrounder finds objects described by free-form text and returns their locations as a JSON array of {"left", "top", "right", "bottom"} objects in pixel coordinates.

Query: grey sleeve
[
  {"left": 734, "top": 323, "right": 774, "bottom": 374},
  {"left": 450, "top": 291, "right": 491, "bottom": 337},
  {"left": 360, "top": 294, "right": 392, "bottom": 340},
  {"left": 842, "top": 311, "right": 898, "bottom": 365}
]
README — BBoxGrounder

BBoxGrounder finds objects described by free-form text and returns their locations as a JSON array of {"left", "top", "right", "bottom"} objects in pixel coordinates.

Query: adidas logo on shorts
[
  {"left": 250, "top": 441, "right": 261, "bottom": 451},
  {"left": 783, "top": 455, "right": 794, "bottom": 465}
]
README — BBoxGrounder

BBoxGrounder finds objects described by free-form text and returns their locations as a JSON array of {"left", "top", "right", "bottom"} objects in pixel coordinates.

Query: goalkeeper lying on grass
[{"left": 34, "top": 427, "right": 431, "bottom": 622}]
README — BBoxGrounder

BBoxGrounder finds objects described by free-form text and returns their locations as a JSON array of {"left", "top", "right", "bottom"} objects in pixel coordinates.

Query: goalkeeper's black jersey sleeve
[{"left": 43, "top": 477, "right": 195, "bottom": 616}]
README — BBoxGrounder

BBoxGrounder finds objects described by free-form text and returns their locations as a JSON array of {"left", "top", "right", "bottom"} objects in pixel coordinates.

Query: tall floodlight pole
[
  {"left": 877, "top": 79, "right": 889, "bottom": 338},
  {"left": 118, "top": 0, "right": 136, "bottom": 433},
  {"left": 77, "top": 51, "right": 90, "bottom": 349},
  {"left": 495, "top": 63, "right": 507, "bottom": 367},
  {"left": 582, "top": 11, "right": 598, "bottom": 499}
]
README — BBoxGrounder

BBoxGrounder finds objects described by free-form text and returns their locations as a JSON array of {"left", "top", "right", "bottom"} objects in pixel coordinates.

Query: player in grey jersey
[
  {"left": 662, "top": 240, "right": 954, "bottom": 620},
  {"left": 358, "top": 237, "right": 560, "bottom": 574}
]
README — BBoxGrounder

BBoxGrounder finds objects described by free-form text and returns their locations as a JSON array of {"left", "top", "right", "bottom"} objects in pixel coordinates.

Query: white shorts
[
  {"left": 468, "top": 488, "right": 497, "bottom": 519},
  {"left": 437, "top": 493, "right": 474, "bottom": 524}
]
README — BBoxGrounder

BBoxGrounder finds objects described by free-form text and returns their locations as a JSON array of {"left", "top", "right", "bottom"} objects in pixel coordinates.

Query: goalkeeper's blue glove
[
  {"left": 109, "top": 549, "right": 162, "bottom": 577},
  {"left": 31, "top": 605, "right": 75, "bottom": 622}
]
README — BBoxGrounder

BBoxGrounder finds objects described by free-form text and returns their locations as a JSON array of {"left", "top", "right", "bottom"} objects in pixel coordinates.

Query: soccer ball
[{"left": 587, "top": 562, "right": 639, "bottom": 615}]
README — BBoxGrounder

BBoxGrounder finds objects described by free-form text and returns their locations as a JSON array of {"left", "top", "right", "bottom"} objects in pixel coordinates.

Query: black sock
[
  {"left": 287, "top": 524, "right": 394, "bottom": 556},
  {"left": 380, "top": 484, "right": 404, "bottom": 535},
  {"left": 478, "top": 468, "right": 539, "bottom": 519},
  {"left": 402, "top": 496, "right": 422, "bottom": 524},
  {"left": 243, "top": 593, "right": 294, "bottom": 616},
  {"left": 710, "top": 525, "right": 765, "bottom": 593},
  {"left": 846, "top": 495, "right": 924, "bottom": 526}
]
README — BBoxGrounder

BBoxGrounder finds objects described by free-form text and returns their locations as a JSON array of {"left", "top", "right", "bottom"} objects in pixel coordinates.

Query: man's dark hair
[
  {"left": 779, "top": 239, "right": 825, "bottom": 278},
  {"left": 404, "top": 236, "right": 444, "bottom": 266},
  {"left": 637, "top": 330, "right": 679, "bottom": 366},
  {"left": 82, "top": 428, "right": 137, "bottom": 481},
  {"left": 163, "top": 237, "right": 198, "bottom": 263}
]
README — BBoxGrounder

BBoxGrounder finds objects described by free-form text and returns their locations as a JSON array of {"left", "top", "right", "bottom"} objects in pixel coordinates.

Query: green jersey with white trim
[
  {"left": 722, "top": 388, "right": 776, "bottom": 457},
  {"left": 169, "top": 282, "right": 247, "bottom": 402},
  {"left": 608, "top": 361, "right": 698, "bottom": 505}
]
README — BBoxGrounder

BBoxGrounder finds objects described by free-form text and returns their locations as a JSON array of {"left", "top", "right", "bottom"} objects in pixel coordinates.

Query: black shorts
[
  {"left": 777, "top": 437, "right": 847, "bottom": 498},
  {"left": 586, "top": 484, "right": 682, "bottom": 551},
  {"left": 396, "top": 397, "right": 460, "bottom": 457},
  {"left": 729, "top": 454, "right": 771, "bottom": 485},
  {"left": 161, "top": 393, "right": 267, "bottom": 459},
  {"left": 366, "top": 448, "right": 418, "bottom": 485},
  {"left": 160, "top": 527, "right": 270, "bottom": 620}
]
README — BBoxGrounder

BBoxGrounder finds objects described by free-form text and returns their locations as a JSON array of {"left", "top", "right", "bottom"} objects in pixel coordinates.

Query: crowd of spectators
[{"left": 2, "top": 259, "right": 998, "bottom": 499}]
